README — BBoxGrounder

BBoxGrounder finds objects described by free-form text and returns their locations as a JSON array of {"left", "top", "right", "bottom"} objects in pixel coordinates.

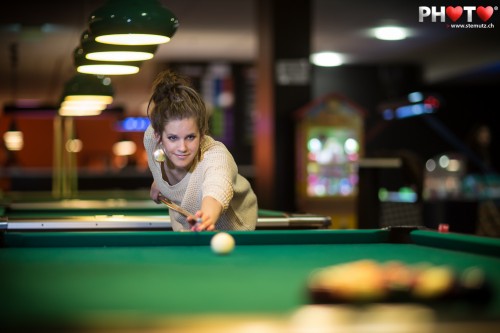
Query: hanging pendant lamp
[
  {"left": 59, "top": 73, "right": 114, "bottom": 116},
  {"left": 3, "top": 121, "right": 24, "bottom": 151},
  {"left": 74, "top": 46, "right": 141, "bottom": 75},
  {"left": 89, "top": 0, "right": 179, "bottom": 46},
  {"left": 81, "top": 30, "right": 158, "bottom": 62}
]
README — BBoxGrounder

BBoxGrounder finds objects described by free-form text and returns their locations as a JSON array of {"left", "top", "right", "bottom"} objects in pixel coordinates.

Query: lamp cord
[{"left": 9, "top": 42, "right": 18, "bottom": 101}]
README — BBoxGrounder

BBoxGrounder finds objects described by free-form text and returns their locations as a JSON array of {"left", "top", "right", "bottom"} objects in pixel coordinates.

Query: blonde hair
[{"left": 147, "top": 70, "right": 209, "bottom": 139}]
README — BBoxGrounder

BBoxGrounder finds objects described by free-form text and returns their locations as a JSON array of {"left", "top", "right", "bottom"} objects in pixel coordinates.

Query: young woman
[{"left": 144, "top": 70, "right": 257, "bottom": 231}]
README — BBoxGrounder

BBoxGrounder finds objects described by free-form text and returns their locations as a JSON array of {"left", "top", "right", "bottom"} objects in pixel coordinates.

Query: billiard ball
[
  {"left": 438, "top": 224, "right": 449, "bottom": 233},
  {"left": 383, "top": 261, "right": 415, "bottom": 301},
  {"left": 459, "top": 266, "right": 492, "bottom": 303},
  {"left": 210, "top": 232, "right": 235, "bottom": 255},
  {"left": 308, "top": 260, "right": 386, "bottom": 303},
  {"left": 412, "top": 265, "right": 454, "bottom": 299}
]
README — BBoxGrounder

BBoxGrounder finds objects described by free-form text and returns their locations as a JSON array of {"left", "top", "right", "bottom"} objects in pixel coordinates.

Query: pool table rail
[{"left": 0, "top": 213, "right": 332, "bottom": 231}]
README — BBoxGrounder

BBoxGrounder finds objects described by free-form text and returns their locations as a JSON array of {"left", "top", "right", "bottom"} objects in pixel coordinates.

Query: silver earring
[{"left": 153, "top": 145, "right": 166, "bottom": 162}]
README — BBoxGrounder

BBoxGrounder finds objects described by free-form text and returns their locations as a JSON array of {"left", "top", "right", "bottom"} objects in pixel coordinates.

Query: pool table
[
  {"left": 1, "top": 227, "right": 500, "bottom": 332},
  {"left": 0, "top": 198, "right": 331, "bottom": 230}
]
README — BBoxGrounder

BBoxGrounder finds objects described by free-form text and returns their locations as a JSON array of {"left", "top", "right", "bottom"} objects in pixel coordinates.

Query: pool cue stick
[{"left": 158, "top": 194, "right": 200, "bottom": 222}]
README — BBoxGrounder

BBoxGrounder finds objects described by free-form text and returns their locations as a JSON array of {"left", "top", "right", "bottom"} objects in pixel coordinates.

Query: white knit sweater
[{"left": 143, "top": 125, "right": 258, "bottom": 231}]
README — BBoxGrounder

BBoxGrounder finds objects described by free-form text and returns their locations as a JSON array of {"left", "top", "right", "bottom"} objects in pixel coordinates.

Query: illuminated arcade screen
[{"left": 306, "top": 126, "right": 360, "bottom": 197}]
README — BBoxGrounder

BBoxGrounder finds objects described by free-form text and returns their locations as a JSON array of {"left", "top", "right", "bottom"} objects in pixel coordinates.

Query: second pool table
[{"left": 1, "top": 198, "right": 331, "bottom": 230}]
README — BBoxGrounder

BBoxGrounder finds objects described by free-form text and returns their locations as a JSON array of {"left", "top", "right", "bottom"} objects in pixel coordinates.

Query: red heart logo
[
  {"left": 477, "top": 6, "right": 494, "bottom": 22},
  {"left": 446, "top": 6, "right": 463, "bottom": 22}
]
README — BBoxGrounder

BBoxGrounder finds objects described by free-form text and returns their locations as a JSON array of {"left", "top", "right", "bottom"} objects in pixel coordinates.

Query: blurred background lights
[
  {"left": 339, "top": 178, "right": 353, "bottom": 195},
  {"left": 310, "top": 52, "right": 343, "bottom": 67},
  {"left": 373, "top": 26, "right": 408, "bottom": 40},
  {"left": 378, "top": 187, "right": 417, "bottom": 202},
  {"left": 426, "top": 159, "right": 436, "bottom": 172},
  {"left": 3, "top": 131, "right": 24, "bottom": 151},
  {"left": 119, "top": 117, "right": 150, "bottom": 132},
  {"left": 217, "top": 91, "right": 234, "bottom": 108},
  {"left": 408, "top": 91, "right": 424, "bottom": 103},
  {"left": 447, "top": 158, "right": 461, "bottom": 172},
  {"left": 65, "top": 139, "right": 82, "bottom": 153},
  {"left": 382, "top": 109, "right": 394, "bottom": 120},
  {"left": 344, "top": 138, "right": 359, "bottom": 154},
  {"left": 313, "top": 184, "right": 327, "bottom": 196},
  {"left": 113, "top": 140, "right": 137, "bottom": 156},
  {"left": 439, "top": 155, "right": 450, "bottom": 169},
  {"left": 307, "top": 138, "right": 322, "bottom": 152}
]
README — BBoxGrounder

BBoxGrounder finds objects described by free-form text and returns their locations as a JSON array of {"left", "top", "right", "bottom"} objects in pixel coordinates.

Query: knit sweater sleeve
[{"left": 200, "top": 140, "right": 238, "bottom": 211}]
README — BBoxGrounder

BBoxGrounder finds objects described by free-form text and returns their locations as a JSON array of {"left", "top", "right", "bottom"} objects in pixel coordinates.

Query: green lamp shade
[
  {"left": 81, "top": 30, "right": 158, "bottom": 61},
  {"left": 62, "top": 73, "right": 114, "bottom": 100},
  {"left": 74, "top": 47, "right": 141, "bottom": 75},
  {"left": 60, "top": 73, "right": 114, "bottom": 116},
  {"left": 89, "top": 0, "right": 179, "bottom": 45}
]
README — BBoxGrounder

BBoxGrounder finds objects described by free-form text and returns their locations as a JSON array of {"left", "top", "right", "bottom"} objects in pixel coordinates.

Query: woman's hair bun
[{"left": 151, "top": 70, "right": 191, "bottom": 103}]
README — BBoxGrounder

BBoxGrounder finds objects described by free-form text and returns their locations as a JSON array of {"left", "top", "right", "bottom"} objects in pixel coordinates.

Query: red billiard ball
[{"left": 438, "top": 224, "right": 449, "bottom": 233}]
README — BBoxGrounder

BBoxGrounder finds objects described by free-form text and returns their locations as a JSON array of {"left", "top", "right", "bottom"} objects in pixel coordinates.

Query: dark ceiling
[{"left": 1, "top": 0, "right": 499, "bottom": 114}]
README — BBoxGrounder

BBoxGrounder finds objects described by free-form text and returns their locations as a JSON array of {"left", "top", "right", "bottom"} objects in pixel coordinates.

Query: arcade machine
[{"left": 295, "top": 93, "right": 365, "bottom": 229}]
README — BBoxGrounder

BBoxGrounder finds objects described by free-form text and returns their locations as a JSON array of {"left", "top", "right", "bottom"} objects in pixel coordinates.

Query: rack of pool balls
[{"left": 307, "top": 260, "right": 492, "bottom": 305}]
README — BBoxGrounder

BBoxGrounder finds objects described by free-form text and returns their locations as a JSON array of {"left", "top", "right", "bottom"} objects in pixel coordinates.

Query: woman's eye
[
  {"left": 167, "top": 136, "right": 177, "bottom": 141},
  {"left": 187, "top": 135, "right": 196, "bottom": 141}
]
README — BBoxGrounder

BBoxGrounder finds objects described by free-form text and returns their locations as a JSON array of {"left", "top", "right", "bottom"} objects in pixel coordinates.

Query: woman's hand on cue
[
  {"left": 189, "top": 212, "right": 216, "bottom": 231},
  {"left": 150, "top": 181, "right": 161, "bottom": 204},
  {"left": 189, "top": 196, "right": 222, "bottom": 231}
]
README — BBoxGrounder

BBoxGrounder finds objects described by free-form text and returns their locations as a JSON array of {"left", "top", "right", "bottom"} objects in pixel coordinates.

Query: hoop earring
[{"left": 153, "top": 144, "right": 166, "bottom": 162}]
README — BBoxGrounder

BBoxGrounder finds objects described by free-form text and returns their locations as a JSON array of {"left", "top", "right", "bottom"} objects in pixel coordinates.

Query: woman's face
[{"left": 160, "top": 117, "right": 201, "bottom": 170}]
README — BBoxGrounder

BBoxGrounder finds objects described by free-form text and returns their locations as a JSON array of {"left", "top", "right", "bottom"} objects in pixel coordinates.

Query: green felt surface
[{"left": 1, "top": 229, "right": 500, "bottom": 328}]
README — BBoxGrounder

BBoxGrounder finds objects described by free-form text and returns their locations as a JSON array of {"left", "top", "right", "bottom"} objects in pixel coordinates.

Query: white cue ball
[{"left": 210, "top": 232, "right": 235, "bottom": 255}]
